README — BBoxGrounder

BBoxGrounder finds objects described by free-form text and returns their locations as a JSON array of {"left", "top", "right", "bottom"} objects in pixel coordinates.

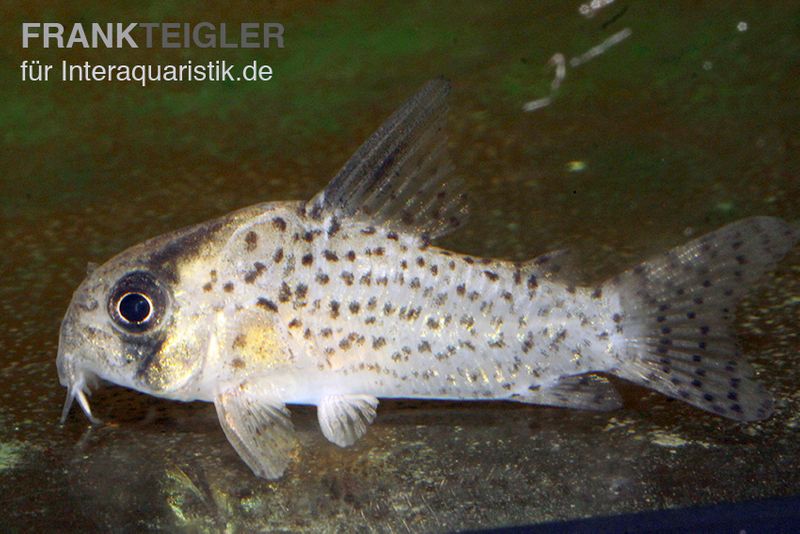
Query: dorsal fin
[{"left": 306, "top": 78, "right": 469, "bottom": 241}]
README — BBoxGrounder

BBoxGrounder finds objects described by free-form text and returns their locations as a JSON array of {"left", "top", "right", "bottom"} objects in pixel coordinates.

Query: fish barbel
[{"left": 57, "top": 79, "right": 798, "bottom": 479}]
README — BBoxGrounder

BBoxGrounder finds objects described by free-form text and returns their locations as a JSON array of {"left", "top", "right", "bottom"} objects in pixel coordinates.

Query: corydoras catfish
[{"left": 57, "top": 79, "right": 798, "bottom": 479}]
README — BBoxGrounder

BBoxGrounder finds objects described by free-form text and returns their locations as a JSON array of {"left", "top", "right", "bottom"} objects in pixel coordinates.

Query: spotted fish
[{"left": 57, "top": 79, "right": 798, "bottom": 479}]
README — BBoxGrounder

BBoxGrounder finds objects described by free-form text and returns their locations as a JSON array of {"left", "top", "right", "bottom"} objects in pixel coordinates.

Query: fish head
[{"left": 57, "top": 219, "right": 227, "bottom": 423}]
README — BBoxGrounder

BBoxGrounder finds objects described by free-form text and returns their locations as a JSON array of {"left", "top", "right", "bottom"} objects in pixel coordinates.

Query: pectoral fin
[
  {"left": 214, "top": 382, "right": 296, "bottom": 479},
  {"left": 511, "top": 375, "right": 622, "bottom": 411},
  {"left": 317, "top": 394, "right": 379, "bottom": 447}
]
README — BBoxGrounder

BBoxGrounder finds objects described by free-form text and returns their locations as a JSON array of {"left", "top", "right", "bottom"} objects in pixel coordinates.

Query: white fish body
[{"left": 57, "top": 79, "right": 798, "bottom": 479}]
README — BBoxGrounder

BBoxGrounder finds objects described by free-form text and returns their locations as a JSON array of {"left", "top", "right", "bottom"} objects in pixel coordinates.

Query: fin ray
[
  {"left": 607, "top": 216, "right": 797, "bottom": 421},
  {"left": 510, "top": 375, "right": 622, "bottom": 411},
  {"left": 306, "top": 78, "right": 469, "bottom": 240},
  {"left": 214, "top": 382, "right": 296, "bottom": 479},
  {"left": 317, "top": 394, "right": 379, "bottom": 447}
]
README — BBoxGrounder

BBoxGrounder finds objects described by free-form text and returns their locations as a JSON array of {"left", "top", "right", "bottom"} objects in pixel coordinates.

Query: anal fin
[
  {"left": 214, "top": 382, "right": 296, "bottom": 480},
  {"left": 510, "top": 375, "right": 622, "bottom": 411},
  {"left": 318, "top": 394, "right": 379, "bottom": 447}
]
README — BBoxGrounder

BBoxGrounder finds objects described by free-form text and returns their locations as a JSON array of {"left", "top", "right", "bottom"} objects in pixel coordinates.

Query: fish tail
[{"left": 604, "top": 217, "right": 797, "bottom": 421}]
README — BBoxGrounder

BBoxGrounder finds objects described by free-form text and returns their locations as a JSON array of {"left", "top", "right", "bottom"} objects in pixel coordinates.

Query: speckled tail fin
[{"left": 607, "top": 217, "right": 798, "bottom": 421}]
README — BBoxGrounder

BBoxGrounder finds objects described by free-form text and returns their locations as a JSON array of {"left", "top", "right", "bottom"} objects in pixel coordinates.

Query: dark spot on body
[
  {"left": 301, "top": 254, "right": 313, "bottom": 266},
  {"left": 488, "top": 338, "right": 505, "bottom": 349},
  {"left": 273, "top": 248, "right": 284, "bottom": 263},
  {"left": 244, "top": 231, "right": 258, "bottom": 251},
  {"left": 257, "top": 298, "right": 278, "bottom": 312},
  {"left": 327, "top": 217, "right": 341, "bottom": 237},
  {"left": 244, "top": 262, "right": 267, "bottom": 284},
  {"left": 295, "top": 284, "right": 308, "bottom": 300},
  {"left": 405, "top": 307, "right": 421, "bottom": 321},
  {"left": 223, "top": 282, "right": 234, "bottom": 293},
  {"left": 272, "top": 217, "right": 287, "bottom": 231},
  {"left": 527, "top": 275, "right": 538, "bottom": 291},
  {"left": 278, "top": 282, "right": 292, "bottom": 303}
]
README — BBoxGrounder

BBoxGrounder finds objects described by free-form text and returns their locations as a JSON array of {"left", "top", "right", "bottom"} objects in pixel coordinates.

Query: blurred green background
[{"left": 1, "top": 1, "right": 798, "bottom": 531}]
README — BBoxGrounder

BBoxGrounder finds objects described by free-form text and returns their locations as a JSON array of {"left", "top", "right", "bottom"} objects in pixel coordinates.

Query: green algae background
[{"left": 1, "top": 1, "right": 799, "bottom": 531}]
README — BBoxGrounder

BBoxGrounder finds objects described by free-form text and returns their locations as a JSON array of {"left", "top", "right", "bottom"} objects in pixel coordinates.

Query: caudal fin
[{"left": 606, "top": 217, "right": 797, "bottom": 421}]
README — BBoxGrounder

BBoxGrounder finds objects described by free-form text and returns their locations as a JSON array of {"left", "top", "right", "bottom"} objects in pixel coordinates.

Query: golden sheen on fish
[{"left": 57, "top": 79, "right": 798, "bottom": 479}]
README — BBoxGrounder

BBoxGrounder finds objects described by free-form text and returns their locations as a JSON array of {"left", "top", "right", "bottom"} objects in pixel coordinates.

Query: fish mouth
[
  {"left": 58, "top": 352, "right": 102, "bottom": 425},
  {"left": 57, "top": 305, "right": 102, "bottom": 425}
]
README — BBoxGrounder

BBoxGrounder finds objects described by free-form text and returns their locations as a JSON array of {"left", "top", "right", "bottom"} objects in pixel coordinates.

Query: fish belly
[{"left": 283, "top": 240, "right": 614, "bottom": 402}]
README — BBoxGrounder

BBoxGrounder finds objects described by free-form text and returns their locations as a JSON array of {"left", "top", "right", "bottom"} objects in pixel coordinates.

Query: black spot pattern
[{"left": 609, "top": 217, "right": 796, "bottom": 422}]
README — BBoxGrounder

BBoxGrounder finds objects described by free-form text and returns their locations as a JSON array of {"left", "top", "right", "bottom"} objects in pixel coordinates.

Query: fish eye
[
  {"left": 108, "top": 271, "right": 167, "bottom": 333},
  {"left": 117, "top": 292, "right": 153, "bottom": 324}
]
